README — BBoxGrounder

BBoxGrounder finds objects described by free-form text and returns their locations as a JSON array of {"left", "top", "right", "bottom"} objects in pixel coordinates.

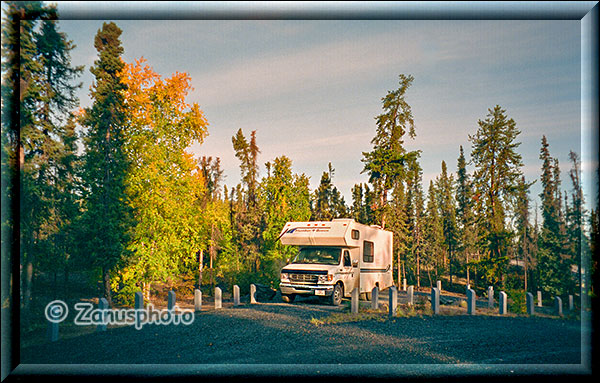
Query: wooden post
[
  {"left": 499, "top": 291, "right": 507, "bottom": 315},
  {"left": 233, "top": 285, "right": 240, "bottom": 307},
  {"left": 351, "top": 287, "right": 359, "bottom": 314},
  {"left": 389, "top": 286, "right": 398, "bottom": 317},
  {"left": 97, "top": 298, "right": 108, "bottom": 332},
  {"left": 168, "top": 290, "right": 176, "bottom": 311},
  {"left": 194, "top": 289, "right": 202, "bottom": 312},
  {"left": 215, "top": 287, "right": 222, "bottom": 309},
  {"left": 371, "top": 286, "right": 379, "bottom": 310},
  {"left": 526, "top": 292, "right": 534, "bottom": 316},
  {"left": 407, "top": 285, "right": 414, "bottom": 306},
  {"left": 250, "top": 284, "right": 257, "bottom": 304},
  {"left": 431, "top": 287, "right": 440, "bottom": 315}
]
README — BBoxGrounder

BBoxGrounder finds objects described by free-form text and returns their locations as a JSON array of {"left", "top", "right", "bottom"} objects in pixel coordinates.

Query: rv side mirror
[{"left": 352, "top": 260, "right": 359, "bottom": 268}]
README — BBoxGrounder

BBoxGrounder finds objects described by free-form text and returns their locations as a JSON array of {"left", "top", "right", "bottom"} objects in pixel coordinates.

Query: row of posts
[
  {"left": 48, "top": 282, "right": 576, "bottom": 341},
  {"left": 48, "top": 283, "right": 261, "bottom": 342},
  {"left": 352, "top": 281, "right": 575, "bottom": 318}
]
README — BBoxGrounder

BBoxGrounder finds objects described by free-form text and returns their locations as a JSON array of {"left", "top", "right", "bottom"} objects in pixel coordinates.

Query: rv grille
[{"left": 289, "top": 273, "right": 318, "bottom": 283}]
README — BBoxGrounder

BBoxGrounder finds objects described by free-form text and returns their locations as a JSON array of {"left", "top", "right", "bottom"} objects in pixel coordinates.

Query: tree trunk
[
  {"left": 143, "top": 282, "right": 151, "bottom": 302},
  {"left": 197, "top": 250, "right": 203, "bottom": 289},
  {"left": 102, "top": 267, "right": 112, "bottom": 307},
  {"left": 416, "top": 253, "right": 421, "bottom": 289},
  {"left": 23, "top": 261, "right": 33, "bottom": 311},
  {"left": 466, "top": 250, "right": 470, "bottom": 287},
  {"left": 397, "top": 254, "right": 401, "bottom": 287},
  {"left": 63, "top": 265, "right": 69, "bottom": 297}
]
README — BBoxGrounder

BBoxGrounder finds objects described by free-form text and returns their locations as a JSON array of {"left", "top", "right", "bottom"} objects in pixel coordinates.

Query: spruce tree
[
  {"left": 469, "top": 105, "right": 523, "bottom": 286},
  {"left": 456, "top": 145, "right": 477, "bottom": 287},
  {"left": 435, "top": 160, "right": 458, "bottom": 284},
  {"left": 79, "top": 22, "right": 130, "bottom": 306},
  {"left": 362, "top": 74, "right": 420, "bottom": 228}
]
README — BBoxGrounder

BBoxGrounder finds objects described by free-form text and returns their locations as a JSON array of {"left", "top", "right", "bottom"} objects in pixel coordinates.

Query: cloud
[{"left": 189, "top": 30, "right": 424, "bottom": 108}]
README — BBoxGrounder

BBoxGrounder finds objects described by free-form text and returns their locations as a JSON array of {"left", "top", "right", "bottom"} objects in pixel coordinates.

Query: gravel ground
[{"left": 20, "top": 295, "right": 583, "bottom": 368}]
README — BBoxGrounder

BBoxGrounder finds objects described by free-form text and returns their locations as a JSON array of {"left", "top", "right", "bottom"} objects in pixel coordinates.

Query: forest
[{"left": 2, "top": 2, "right": 597, "bottom": 319}]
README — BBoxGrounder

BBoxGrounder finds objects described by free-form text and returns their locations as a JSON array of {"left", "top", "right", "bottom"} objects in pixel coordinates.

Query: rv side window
[
  {"left": 363, "top": 241, "right": 374, "bottom": 263},
  {"left": 351, "top": 229, "right": 360, "bottom": 240},
  {"left": 343, "top": 250, "right": 351, "bottom": 267}
]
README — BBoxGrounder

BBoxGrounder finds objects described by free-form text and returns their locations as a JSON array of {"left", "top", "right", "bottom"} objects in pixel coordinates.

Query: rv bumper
[{"left": 280, "top": 283, "right": 334, "bottom": 296}]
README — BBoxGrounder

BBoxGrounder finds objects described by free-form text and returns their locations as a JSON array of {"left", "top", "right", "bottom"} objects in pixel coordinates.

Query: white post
[
  {"left": 407, "top": 285, "right": 414, "bottom": 306},
  {"left": 250, "top": 284, "right": 257, "bottom": 304},
  {"left": 402, "top": 278, "right": 407, "bottom": 291},
  {"left": 351, "top": 287, "right": 359, "bottom": 314},
  {"left": 233, "top": 285, "right": 240, "bottom": 307},
  {"left": 526, "top": 292, "right": 534, "bottom": 316},
  {"left": 168, "top": 290, "right": 176, "bottom": 311},
  {"left": 194, "top": 289, "right": 202, "bottom": 312},
  {"left": 48, "top": 321, "right": 59, "bottom": 342},
  {"left": 467, "top": 288, "right": 476, "bottom": 315},
  {"left": 488, "top": 286, "right": 494, "bottom": 309},
  {"left": 499, "top": 291, "right": 507, "bottom": 315},
  {"left": 389, "top": 286, "right": 398, "bottom": 317},
  {"left": 554, "top": 296, "right": 563, "bottom": 316},
  {"left": 537, "top": 290, "right": 542, "bottom": 307},
  {"left": 371, "top": 286, "right": 379, "bottom": 310},
  {"left": 436, "top": 280, "right": 442, "bottom": 292},
  {"left": 97, "top": 297, "right": 108, "bottom": 332},
  {"left": 135, "top": 291, "right": 144, "bottom": 309},
  {"left": 568, "top": 295, "right": 573, "bottom": 311},
  {"left": 431, "top": 287, "right": 440, "bottom": 315},
  {"left": 215, "top": 287, "right": 222, "bottom": 309}
]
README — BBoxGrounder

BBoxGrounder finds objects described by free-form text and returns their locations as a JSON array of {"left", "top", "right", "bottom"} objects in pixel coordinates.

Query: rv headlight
[
  {"left": 318, "top": 274, "right": 333, "bottom": 283},
  {"left": 281, "top": 273, "right": 289, "bottom": 282}
]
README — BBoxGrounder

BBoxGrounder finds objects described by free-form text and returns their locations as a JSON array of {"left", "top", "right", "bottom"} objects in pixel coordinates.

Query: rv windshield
[{"left": 292, "top": 247, "right": 341, "bottom": 265}]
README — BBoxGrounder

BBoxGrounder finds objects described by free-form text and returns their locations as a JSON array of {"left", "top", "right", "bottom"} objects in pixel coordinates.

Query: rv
[{"left": 278, "top": 218, "right": 393, "bottom": 306}]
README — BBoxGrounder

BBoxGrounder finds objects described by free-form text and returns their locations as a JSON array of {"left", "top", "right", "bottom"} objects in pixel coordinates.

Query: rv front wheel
[
  {"left": 330, "top": 283, "right": 343, "bottom": 306},
  {"left": 281, "top": 293, "right": 295, "bottom": 303}
]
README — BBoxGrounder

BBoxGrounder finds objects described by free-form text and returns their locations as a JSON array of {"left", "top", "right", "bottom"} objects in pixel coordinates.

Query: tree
[
  {"left": 362, "top": 74, "right": 420, "bottom": 228},
  {"left": 469, "top": 105, "right": 524, "bottom": 286},
  {"left": 386, "top": 180, "right": 409, "bottom": 287},
  {"left": 260, "top": 156, "right": 311, "bottom": 282},
  {"left": 78, "top": 22, "right": 130, "bottom": 306},
  {"left": 109, "top": 58, "right": 209, "bottom": 302},
  {"left": 231, "top": 129, "right": 263, "bottom": 274},
  {"left": 435, "top": 160, "right": 458, "bottom": 284},
  {"left": 423, "top": 181, "right": 444, "bottom": 285},
  {"left": 312, "top": 162, "right": 347, "bottom": 220},
  {"left": 405, "top": 159, "right": 425, "bottom": 288},
  {"left": 566, "top": 150, "right": 585, "bottom": 293},
  {"left": 1, "top": 2, "right": 82, "bottom": 311},
  {"left": 514, "top": 175, "right": 534, "bottom": 291},
  {"left": 456, "top": 145, "right": 477, "bottom": 287},
  {"left": 537, "top": 136, "right": 571, "bottom": 296}
]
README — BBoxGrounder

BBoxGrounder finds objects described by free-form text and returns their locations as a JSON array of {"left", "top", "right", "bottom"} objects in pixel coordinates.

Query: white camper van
[{"left": 278, "top": 218, "right": 393, "bottom": 306}]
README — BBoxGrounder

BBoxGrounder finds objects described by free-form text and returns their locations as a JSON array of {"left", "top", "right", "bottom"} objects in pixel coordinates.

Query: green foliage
[
  {"left": 311, "top": 162, "right": 347, "bottom": 220},
  {"left": 469, "top": 105, "right": 523, "bottom": 286},
  {"left": 506, "top": 289, "right": 526, "bottom": 314},
  {"left": 362, "top": 74, "right": 420, "bottom": 227}
]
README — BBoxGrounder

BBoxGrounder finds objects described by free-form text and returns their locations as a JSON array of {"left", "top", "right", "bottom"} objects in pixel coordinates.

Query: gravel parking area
[{"left": 20, "top": 296, "right": 583, "bottom": 368}]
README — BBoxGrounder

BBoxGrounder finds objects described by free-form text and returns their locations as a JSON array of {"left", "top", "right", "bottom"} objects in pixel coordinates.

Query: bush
[{"left": 507, "top": 289, "right": 526, "bottom": 314}]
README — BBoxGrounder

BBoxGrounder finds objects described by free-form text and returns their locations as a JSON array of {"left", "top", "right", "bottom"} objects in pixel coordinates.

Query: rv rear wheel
[
  {"left": 281, "top": 293, "right": 295, "bottom": 303},
  {"left": 330, "top": 283, "right": 343, "bottom": 306},
  {"left": 364, "top": 292, "right": 372, "bottom": 301}
]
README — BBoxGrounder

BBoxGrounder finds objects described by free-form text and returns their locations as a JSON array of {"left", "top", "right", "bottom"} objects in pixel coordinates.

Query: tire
[
  {"left": 364, "top": 292, "right": 372, "bottom": 301},
  {"left": 281, "top": 293, "right": 295, "bottom": 303},
  {"left": 330, "top": 283, "right": 343, "bottom": 306}
]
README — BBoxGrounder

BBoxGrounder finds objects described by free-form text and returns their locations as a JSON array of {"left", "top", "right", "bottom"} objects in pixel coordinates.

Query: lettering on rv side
[{"left": 287, "top": 227, "right": 331, "bottom": 234}]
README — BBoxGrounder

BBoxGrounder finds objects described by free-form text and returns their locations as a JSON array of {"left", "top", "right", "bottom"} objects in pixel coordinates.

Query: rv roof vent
[{"left": 370, "top": 224, "right": 382, "bottom": 229}]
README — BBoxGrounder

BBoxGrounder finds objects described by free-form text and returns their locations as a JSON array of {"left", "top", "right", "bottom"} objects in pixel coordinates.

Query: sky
[{"left": 32, "top": 3, "right": 596, "bottom": 217}]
